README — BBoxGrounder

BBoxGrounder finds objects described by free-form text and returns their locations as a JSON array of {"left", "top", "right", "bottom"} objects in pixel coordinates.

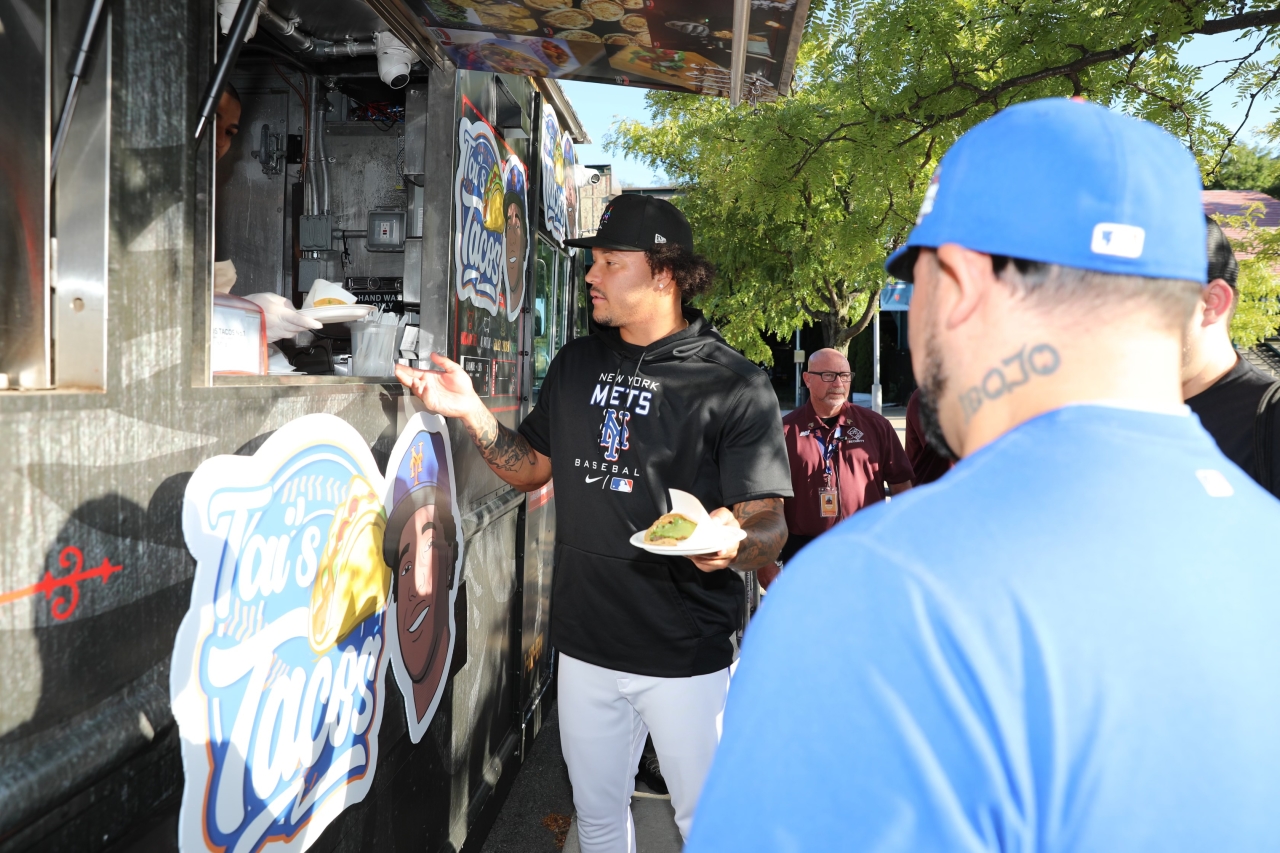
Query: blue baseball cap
[
  {"left": 885, "top": 98, "right": 1207, "bottom": 284},
  {"left": 383, "top": 430, "right": 456, "bottom": 566}
]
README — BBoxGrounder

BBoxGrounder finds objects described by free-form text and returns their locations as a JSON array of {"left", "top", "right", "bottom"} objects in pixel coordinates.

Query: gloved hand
[
  {"left": 242, "top": 292, "right": 324, "bottom": 342},
  {"left": 213, "top": 259, "right": 237, "bottom": 294}
]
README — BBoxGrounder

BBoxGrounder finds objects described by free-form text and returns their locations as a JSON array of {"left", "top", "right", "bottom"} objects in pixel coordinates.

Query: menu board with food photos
[{"left": 404, "top": 0, "right": 807, "bottom": 101}]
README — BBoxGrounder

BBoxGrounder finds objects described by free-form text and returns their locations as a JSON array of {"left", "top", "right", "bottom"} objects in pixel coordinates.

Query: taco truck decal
[
  {"left": 540, "top": 104, "right": 568, "bottom": 245},
  {"left": 455, "top": 117, "right": 529, "bottom": 320},
  {"left": 170, "top": 412, "right": 463, "bottom": 852}
]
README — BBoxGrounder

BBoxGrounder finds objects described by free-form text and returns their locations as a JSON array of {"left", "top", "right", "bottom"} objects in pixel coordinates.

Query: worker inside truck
[{"left": 213, "top": 81, "right": 321, "bottom": 344}]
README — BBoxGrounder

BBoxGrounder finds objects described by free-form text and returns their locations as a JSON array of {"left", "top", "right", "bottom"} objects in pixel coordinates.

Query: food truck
[{"left": 0, "top": 0, "right": 808, "bottom": 849}]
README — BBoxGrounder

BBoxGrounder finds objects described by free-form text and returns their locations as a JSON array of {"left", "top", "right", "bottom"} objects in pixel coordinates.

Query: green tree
[
  {"left": 1213, "top": 203, "right": 1280, "bottom": 345},
  {"left": 611, "top": 1, "right": 1280, "bottom": 364},
  {"left": 1208, "top": 143, "right": 1280, "bottom": 195}
]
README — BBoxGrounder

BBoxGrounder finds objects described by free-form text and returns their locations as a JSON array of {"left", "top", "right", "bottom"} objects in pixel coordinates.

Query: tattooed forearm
[
  {"left": 465, "top": 409, "right": 538, "bottom": 473},
  {"left": 730, "top": 498, "right": 788, "bottom": 571},
  {"left": 959, "top": 342, "right": 1060, "bottom": 422}
]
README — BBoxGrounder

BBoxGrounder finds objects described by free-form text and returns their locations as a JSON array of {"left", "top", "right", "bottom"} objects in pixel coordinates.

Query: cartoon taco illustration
[
  {"left": 553, "top": 136, "right": 566, "bottom": 188},
  {"left": 309, "top": 475, "right": 391, "bottom": 652},
  {"left": 482, "top": 161, "right": 507, "bottom": 232}
]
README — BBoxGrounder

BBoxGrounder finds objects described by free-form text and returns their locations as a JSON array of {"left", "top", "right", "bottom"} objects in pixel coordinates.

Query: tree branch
[{"left": 836, "top": 287, "right": 882, "bottom": 346}]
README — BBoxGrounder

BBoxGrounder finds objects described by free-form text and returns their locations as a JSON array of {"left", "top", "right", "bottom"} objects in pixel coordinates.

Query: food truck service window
[{"left": 203, "top": 58, "right": 436, "bottom": 385}]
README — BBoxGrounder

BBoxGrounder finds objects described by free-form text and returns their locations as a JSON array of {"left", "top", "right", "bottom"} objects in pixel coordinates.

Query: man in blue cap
[{"left": 686, "top": 98, "right": 1280, "bottom": 851}]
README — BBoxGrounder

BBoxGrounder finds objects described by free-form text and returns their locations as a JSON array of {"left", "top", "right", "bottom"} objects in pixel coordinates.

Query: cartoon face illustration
[
  {"left": 504, "top": 191, "right": 528, "bottom": 311},
  {"left": 392, "top": 501, "right": 454, "bottom": 700},
  {"left": 383, "top": 422, "right": 463, "bottom": 743}
]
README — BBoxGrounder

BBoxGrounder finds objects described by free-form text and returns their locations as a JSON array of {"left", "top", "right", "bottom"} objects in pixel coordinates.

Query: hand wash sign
[{"left": 170, "top": 412, "right": 463, "bottom": 853}]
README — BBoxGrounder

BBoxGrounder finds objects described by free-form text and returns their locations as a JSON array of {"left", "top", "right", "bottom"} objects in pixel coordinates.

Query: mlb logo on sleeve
[{"left": 609, "top": 478, "right": 633, "bottom": 493}]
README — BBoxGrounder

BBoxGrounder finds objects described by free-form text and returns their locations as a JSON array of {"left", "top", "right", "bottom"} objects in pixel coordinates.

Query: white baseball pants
[{"left": 558, "top": 652, "right": 732, "bottom": 853}]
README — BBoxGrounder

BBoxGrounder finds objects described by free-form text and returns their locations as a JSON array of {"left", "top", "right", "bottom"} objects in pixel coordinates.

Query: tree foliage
[
  {"left": 610, "top": 0, "right": 1280, "bottom": 364},
  {"left": 1214, "top": 202, "right": 1280, "bottom": 345},
  {"left": 1208, "top": 142, "right": 1280, "bottom": 195}
]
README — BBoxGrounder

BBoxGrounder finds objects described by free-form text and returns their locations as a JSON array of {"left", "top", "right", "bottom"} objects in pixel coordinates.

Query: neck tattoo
[{"left": 959, "top": 342, "right": 1061, "bottom": 422}]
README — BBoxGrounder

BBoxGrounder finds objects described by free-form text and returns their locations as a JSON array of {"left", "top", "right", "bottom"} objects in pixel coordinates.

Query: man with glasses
[{"left": 768, "top": 348, "right": 912, "bottom": 584}]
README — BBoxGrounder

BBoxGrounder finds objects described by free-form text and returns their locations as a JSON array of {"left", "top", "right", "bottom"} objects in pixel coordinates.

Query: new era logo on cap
[
  {"left": 1090, "top": 223, "right": 1145, "bottom": 259},
  {"left": 567, "top": 193, "right": 694, "bottom": 253}
]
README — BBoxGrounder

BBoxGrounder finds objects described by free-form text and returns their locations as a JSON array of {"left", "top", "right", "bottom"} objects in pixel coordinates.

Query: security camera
[
  {"left": 375, "top": 32, "right": 413, "bottom": 89},
  {"left": 218, "top": 0, "right": 260, "bottom": 41},
  {"left": 573, "top": 165, "right": 602, "bottom": 186}
]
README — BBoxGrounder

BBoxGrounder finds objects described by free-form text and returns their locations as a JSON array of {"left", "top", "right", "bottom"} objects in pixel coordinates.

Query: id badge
[{"left": 819, "top": 488, "right": 838, "bottom": 518}]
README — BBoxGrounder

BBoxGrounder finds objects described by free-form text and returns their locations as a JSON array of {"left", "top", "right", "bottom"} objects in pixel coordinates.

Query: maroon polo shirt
[
  {"left": 905, "top": 388, "right": 954, "bottom": 485},
  {"left": 781, "top": 399, "right": 914, "bottom": 537}
]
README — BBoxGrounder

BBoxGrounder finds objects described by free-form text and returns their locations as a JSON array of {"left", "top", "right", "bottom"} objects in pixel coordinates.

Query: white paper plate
[
  {"left": 299, "top": 304, "right": 374, "bottom": 324},
  {"left": 629, "top": 526, "right": 747, "bottom": 556},
  {"left": 629, "top": 488, "right": 748, "bottom": 556}
]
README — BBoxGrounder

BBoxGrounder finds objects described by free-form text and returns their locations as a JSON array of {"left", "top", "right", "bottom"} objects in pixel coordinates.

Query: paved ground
[
  {"left": 883, "top": 404, "right": 908, "bottom": 446},
  {"left": 481, "top": 702, "right": 682, "bottom": 853},
  {"left": 479, "top": 703, "right": 577, "bottom": 853}
]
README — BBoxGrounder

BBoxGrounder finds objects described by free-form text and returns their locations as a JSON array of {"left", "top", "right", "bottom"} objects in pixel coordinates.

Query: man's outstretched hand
[
  {"left": 395, "top": 353, "right": 484, "bottom": 421},
  {"left": 396, "top": 352, "right": 552, "bottom": 492}
]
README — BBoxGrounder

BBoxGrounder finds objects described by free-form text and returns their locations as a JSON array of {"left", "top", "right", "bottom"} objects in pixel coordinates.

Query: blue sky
[
  {"left": 559, "top": 80, "right": 669, "bottom": 187},
  {"left": 560, "top": 30, "right": 1280, "bottom": 188}
]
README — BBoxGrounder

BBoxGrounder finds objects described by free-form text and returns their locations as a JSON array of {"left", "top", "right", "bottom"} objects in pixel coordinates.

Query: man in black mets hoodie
[{"left": 396, "top": 194, "right": 791, "bottom": 851}]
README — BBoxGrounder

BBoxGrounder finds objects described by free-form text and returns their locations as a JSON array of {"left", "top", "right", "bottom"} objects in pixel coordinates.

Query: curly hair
[{"left": 644, "top": 243, "right": 716, "bottom": 300}]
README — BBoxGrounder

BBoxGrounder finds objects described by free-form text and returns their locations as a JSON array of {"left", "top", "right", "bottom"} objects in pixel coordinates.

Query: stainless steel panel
[
  {"left": 54, "top": 18, "right": 110, "bottom": 390},
  {"left": 0, "top": 0, "right": 51, "bottom": 390},
  {"left": 402, "top": 84, "right": 428, "bottom": 306},
  {"left": 416, "top": 68, "right": 457, "bottom": 357},
  {"left": 324, "top": 120, "right": 408, "bottom": 280},
  {"left": 216, "top": 85, "right": 289, "bottom": 296},
  {"left": 403, "top": 84, "right": 427, "bottom": 185}
]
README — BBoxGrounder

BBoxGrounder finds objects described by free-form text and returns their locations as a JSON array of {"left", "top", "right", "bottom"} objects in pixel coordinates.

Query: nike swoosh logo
[{"left": 585, "top": 476, "right": 604, "bottom": 483}]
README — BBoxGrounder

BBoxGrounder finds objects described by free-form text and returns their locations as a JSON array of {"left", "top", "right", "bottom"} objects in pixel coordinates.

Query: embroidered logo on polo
[{"left": 600, "top": 410, "right": 631, "bottom": 462}]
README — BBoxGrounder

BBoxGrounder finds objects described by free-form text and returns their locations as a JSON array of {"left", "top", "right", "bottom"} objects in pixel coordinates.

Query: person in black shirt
[
  {"left": 394, "top": 194, "right": 792, "bottom": 851},
  {"left": 1182, "top": 217, "right": 1280, "bottom": 495}
]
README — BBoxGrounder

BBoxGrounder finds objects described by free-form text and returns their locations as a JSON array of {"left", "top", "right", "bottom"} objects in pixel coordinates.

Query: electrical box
[
  {"left": 367, "top": 210, "right": 406, "bottom": 253},
  {"left": 299, "top": 215, "right": 332, "bottom": 251},
  {"left": 297, "top": 258, "right": 323, "bottom": 292}
]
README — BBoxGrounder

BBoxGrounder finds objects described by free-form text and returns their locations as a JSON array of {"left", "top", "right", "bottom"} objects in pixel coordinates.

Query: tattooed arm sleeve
[
  {"left": 464, "top": 407, "right": 553, "bottom": 492},
  {"left": 730, "top": 498, "right": 789, "bottom": 571}
]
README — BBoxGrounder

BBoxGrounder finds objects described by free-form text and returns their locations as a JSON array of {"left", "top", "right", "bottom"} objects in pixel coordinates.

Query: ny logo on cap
[{"left": 653, "top": 233, "right": 667, "bottom": 244}]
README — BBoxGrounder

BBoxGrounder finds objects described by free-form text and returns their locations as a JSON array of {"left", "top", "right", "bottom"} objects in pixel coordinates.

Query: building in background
[
  {"left": 625, "top": 185, "right": 681, "bottom": 201},
  {"left": 577, "top": 164, "right": 623, "bottom": 236}
]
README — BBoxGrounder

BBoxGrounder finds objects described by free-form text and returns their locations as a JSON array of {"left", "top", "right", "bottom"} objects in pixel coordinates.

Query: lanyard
[{"left": 811, "top": 423, "right": 842, "bottom": 483}]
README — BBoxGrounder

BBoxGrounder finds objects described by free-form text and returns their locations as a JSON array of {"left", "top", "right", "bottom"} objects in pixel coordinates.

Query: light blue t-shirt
[{"left": 689, "top": 405, "right": 1280, "bottom": 852}]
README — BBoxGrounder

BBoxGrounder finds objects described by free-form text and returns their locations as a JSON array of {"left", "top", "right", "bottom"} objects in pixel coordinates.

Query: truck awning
[{"left": 387, "top": 0, "right": 811, "bottom": 102}]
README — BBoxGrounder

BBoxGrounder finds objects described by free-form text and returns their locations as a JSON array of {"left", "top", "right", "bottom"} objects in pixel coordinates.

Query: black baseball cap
[
  {"left": 566, "top": 193, "right": 693, "bottom": 253},
  {"left": 1206, "top": 215, "right": 1239, "bottom": 287}
]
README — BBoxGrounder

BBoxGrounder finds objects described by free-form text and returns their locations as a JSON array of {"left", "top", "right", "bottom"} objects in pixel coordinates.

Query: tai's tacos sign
[
  {"left": 171, "top": 412, "right": 464, "bottom": 853},
  {"left": 539, "top": 104, "right": 577, "bottom": 245},
  {"left": 455, "top": 117, "right": 529, "bottom": 321}
]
